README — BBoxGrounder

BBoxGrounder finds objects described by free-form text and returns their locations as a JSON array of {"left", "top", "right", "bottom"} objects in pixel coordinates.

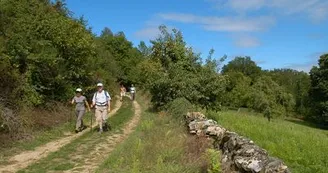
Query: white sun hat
[
  {"left": 76, "top": 88, "right": 82, "bottom": 92},
  {"left": 97, "top": 83, "right": 103, "bottom": 87}
]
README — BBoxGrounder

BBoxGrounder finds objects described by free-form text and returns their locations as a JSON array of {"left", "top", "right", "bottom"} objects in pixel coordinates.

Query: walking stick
[{"left": 90, "top": 109, "right": 93, "bottom": 133}]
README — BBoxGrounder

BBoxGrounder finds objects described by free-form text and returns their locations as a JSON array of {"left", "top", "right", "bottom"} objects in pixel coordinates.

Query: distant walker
[{"left": 130, "top": 84, "right": 136, "bottom": 101}]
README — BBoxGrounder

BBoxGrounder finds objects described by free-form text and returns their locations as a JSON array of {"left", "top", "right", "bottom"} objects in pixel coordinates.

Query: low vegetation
[
  {"left": 1, "top": 0, "right": 328, "bottom": 172},
  {"left": 210, "top": 111, "right": 328, "bottom": 173},
  {"left": 0, "top": 104, "right": 79, "bottom": 160},
  {"left": 19, "top": 98, "right": 131, "bottom": 172},
  {"left": 0, "top": 0, "right": 141, "bottom": 141},
  {"left": 96, "top": 95, "right": 215, "bottom": 173},
  {"left": 0, "top": 98, "right": 117, "bottom": 163}
]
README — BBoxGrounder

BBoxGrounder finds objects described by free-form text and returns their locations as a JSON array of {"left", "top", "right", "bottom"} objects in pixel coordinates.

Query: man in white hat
[
  {"left": 91, "top": 83, "right": 111, "bottom": 133},
  {"left": 130, "top": 84, "right": 136, "bottom": 101}
]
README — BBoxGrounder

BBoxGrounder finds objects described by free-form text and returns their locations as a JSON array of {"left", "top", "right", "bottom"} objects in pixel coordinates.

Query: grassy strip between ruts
[
  {"left": 209, "top": 110, "right": 328, "bottom": 173},
  {"left": 0, "top": 98, "right": 118, "bottom": 163},
  {"left": 96, "top": 95, "right": 217, "bottom": 173},
  {"left": 18, "top": 97, "right": 132, "bottom": 173}
]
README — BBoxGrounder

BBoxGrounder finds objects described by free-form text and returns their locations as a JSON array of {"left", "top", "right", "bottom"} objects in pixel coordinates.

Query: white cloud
[
  {"left": 255, "top": 60, "right": 266, "bottom": 65},
  {"left": 158, "top": 13, "right": 275, "bottom": 32},
  {"left": 285, "top": 52, "right": 328, "bottom": 72},
  {"left": 233, "top": 35, "right": 261, "bottom": 48},
  {"left": 225, "top": 0, "right": 266, "bottom": 11},
  {"left": 308, "top": 3, "right": 328, "bottom": 22},
  {"left": 134, "top": 26, "right": 161, "bottom": 40},
  {"left": 158, "top": 13, "right": 268, "bottom": 48},
  {"left": 209, "top": 0, "right": 328, "bottom": 22},
  {"left": 285, "top": 63, "right": 315, "bottom": 73},
  {"left": 134, "top": 22, "right": 176, "bottom": 40}
]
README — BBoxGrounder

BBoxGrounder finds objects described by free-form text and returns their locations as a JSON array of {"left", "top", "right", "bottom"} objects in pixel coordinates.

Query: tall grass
[
  {"left": 96, "top": 96, "right": 212, "bottom": 173},
  {"left": 212, "top": 111, "right": 328, "bottom": 173},
  {"left": 0, "top": 104, "right": 76, "bottom": 162},
  {"left": 0, "top": 98, "right": 117, "bottom": 161},
  {"left": 19, "top": 97, "right": 132, "bottom": 172}
]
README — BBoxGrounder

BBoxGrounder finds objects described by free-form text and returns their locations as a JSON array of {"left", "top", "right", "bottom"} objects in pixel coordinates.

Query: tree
[
  {"left": 98, "top": 28, "right": 143, "bottom": 85},
  {"left": 222, "top": 56, "right": 262, "bottom": 80},
  {"left": 245, "top": 76, "right": 295, "bottom": 117},
  {"left": 266, "top": 68, "right": 310, "bottom": 115},
  {"left": 0, "top": 0, "right": 96, "bottom": 105},
  {"left": 147, "top": 25, "right": 227, "bottom": 110},
  {"left": 100, "top": 27, "right": 113, "bottom": 37},
  {"left": 138, "top": 41, "right": 151, "bottom": 58},
  {"left": 309, "top": 54, "right": 328, "bottom": 125},
  {"left": 223, "top": 71, "right": 252, "bottom": 108}
]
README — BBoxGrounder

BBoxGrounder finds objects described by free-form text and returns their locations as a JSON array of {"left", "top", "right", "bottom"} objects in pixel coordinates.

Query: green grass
[
  {"left": 96, "top": 94, "right": 211, "bottom": 173},
  {"left": 211, "top": 111, "right": 328, "bottom": 173},
  {"left": 1, "top": 118, "right": 77, "bottom": 158},
  {"left": 0, "top": 98, "right": 118, "bottom": 162},
  {"left": 18, "top": 98, "right": 132, "bottom": 173},
  {"left": 0, "top": 112, "right": 87, "bottom": 165}
]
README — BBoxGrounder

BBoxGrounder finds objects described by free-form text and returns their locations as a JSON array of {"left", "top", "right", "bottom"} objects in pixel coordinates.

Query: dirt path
[
  {"left": 0, "top": 98, "right": 122, "bottom": 173},
  {"left": 63, "top": 101, "right": 141, "bottom": 173}
]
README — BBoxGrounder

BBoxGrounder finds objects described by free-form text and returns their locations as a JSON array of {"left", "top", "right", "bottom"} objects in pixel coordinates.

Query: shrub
[{"left": 166, "top": 97, "right": 193, "bottom": 120}]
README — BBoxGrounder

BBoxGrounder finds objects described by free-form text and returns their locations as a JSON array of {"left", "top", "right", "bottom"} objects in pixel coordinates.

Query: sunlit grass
[
  {"left": 96, "top": 95, "right": 211, "bottom": 173},
  {"left": 0, "top": 99, "right": 118, "bottom": 162},
  {"left": 211, "top": 111, "right": 328, "bottom": 173},
  {"left": 18, "top": 98, "right": 131, "bottom": 173}
]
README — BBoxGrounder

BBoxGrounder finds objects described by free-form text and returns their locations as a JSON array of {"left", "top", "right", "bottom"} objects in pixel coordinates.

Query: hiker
[
  {"left": 130, "top": 84, "right": 136, "bottom": 101},
  {"left": 120, "top": 85, "right": 126, "bottom": 102},
  {"left": 71, "top": 88, "right": 91, "bottom": 133},
  {"left": 91, "top": 83, "right": 111, "bottom": 133}
]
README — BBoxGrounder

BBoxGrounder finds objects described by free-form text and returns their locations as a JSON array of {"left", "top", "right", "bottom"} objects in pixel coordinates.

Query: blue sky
[{"left": 64, "top": 0, "right": 328, "bottom": 72}]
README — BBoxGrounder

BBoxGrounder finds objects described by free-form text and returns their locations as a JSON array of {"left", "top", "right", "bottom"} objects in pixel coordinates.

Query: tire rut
[
  {"left": 63, "top": 101, "right": 141, "bottom": 173},
  {"left": 0, "top": 97, "right": 122, "bottom": 173}
]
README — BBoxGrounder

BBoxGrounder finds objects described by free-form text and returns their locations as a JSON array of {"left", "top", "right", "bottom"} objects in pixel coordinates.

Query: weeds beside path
[
  {"left": 96, "top": 95, "right": 211, "bottom": 173},
  {"left": 63, "top": 100, "right": 141, "bottom": 173},
  {"left": 17, "top": 97, "right": 138, "bottom": 173},
  {"left": 0, "top": 97, "right": 122, "bottom": 173}
]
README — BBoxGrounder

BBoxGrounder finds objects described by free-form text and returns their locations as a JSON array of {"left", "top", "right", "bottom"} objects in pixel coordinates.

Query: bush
[
  {"left": 0, "top": 104, "right": 21, "bottom": 134},
  {"left": 166, "top": 98, "right": 194, "bottom": 120}
]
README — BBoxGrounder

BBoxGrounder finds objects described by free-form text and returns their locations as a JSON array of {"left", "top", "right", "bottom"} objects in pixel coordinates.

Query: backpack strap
[
  {"left": 94, "top": 90, "right": 110, "bottom": 105},
  {"left": 105, "top": 90, "right": 109, "bottom": 102}
]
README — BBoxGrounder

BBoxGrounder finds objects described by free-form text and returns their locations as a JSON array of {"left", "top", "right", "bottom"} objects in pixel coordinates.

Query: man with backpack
[
  {"left": 91, "top": 83, "right": 111, "bottom": 133},
  {"left": 130, "top": 84, "right": 136, "bottom": 101}
]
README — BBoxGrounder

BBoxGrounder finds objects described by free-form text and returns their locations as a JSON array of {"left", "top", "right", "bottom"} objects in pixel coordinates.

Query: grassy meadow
[
  {"left": 96, "top": 95, "right": 219, "bottom": 173},
  {"left": 209, "top": 111, "right": 328, "bottom": 173}
]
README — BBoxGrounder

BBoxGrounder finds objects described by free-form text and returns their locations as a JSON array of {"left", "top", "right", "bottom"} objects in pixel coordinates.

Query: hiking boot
[
  {"left": 99, "top": 129, "right": 103, "bottom": 134},
  {"left": 80, "top": 125, "right": 87, "bottom": 131},
  {"left": 75, "top": 129, "right": 79, "bottom": 133},
  {"left": 103, "top": 122, "right": 110, "bottom": 132}
]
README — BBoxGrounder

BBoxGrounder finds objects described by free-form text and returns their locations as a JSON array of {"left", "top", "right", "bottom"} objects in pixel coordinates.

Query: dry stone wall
[{"left": 186, "top": 112, "right": 291, "bottom": 173}]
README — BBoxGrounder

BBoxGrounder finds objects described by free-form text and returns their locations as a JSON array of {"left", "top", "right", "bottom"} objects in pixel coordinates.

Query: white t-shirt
[
  {"left": 130, "top": 87, "right": 136, "bottom": 93},
  {"left": 92, "top": 90, "right": 111, "bottom": 106}
]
